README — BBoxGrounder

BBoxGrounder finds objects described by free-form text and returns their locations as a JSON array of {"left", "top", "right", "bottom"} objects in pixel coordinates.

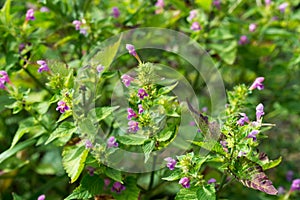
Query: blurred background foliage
[{"left": 0, "top": 0, "right": 299, "bottom": 199}]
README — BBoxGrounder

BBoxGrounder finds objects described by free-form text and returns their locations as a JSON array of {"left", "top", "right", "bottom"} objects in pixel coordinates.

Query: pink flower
[
  {"left": 190, "top": 22, "right": 201, "bottom": 31},
  {"left": 278, "top": 3, "right": 288, "bottom": 13},
  {"left": 112, "top": 7, "right": 120, "bottom": 18},
  {"left": 72, "top": 20, "right": 82, "bottom": 30},
  {"left": 127, "top": 108, "right": 137, "bottom": 120},
  {"left": 37, "top": 60, "right": 50, "bottom": 73},
  {"left": 138, "top": 104, "right": 144, "bottom": 114},
  {"left": 96, "top": 65, "right": 104, "bottom": 73},
  {"left": 155, "top": 0, "right": 164, "bottom": 14},
  {"left": 128, "top": 121, "right": 139, "bottom": 133},
  {"left": 37, "top": 194, "right": 46, "bottom": 200},
  {"left": 247, "top": 130, "right": 259, "bottom": 141},
  {"left": 208, "top": 178, "right": 216, "bottom": 184},
  {"left": 256, "top": 103, "right": 265, "bottom": 121},
  {"left": 265, "top": 0, "right": 271, "bottom": 6},
  {"left": 121, "top": 74, "right": 134, "bottom": 87},
  {"left": 26, "top": 9, "right": 35, "bottom": 21},
  {"left": 126, "top": 44, "right": 137, "bottom": 57},
  {"left": 137, "top": 88, "right": 148, "bottom": 99},
  {"left": 188, "top": 10, "right": 197, "bottom": 21},
  {"left": 107, "top": 136, "right": 118, "bottom": 148},
  {"left": 291, "top": 179, "right": 300, "bottom": 191},
  {"left": 0, "top": 71, "right": 10, "bottom": 84},
  {"left": 40, "top": 7, "right": 49, "bottom": 12},
  {"left": 111, "top": 182, "right": 126, "bottom": 193},
  {"left": 239, "top": 35, "right": 248, "bottom": 45},
  {"left": 213, "top": 0, "right": 221, "bottom": 9},
  {"left": 86, "top": 166, "right": 95, "bottom": 176},
  {"left": 164, "top": 157, "right": 176, "bottom": 170},
  {"left": 179, "top": 177, "right": 190, "bottom": 188},
  {"left": 237, "top": 113, "right": 249, "bottom": 126},
  {"left": 104, "top": 178, "right": 111, "bottom": 186},
  {"left": 56, "top": 100, "right": 69, "bottom": 113},
  {"left": 85, "top": 139, "right": 93, "bottom": 149},
  {"left": 249, "top": 23, "right": 257, "bottom": 32},
  {"left": 249, "top": 77, "right": 264, "bottom": 90}
]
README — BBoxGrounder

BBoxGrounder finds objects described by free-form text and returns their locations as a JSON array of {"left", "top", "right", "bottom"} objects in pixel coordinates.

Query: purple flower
[
  {"left": 72, "top": 20, "right": 82, "bottom": 30},
  {"left": 201, "top": 107, "right": 208, "bottom": 113},
  {"left": 155, "top": 0, "right": 165, "bottom": 14},
  {"left": 0, "top": 82, "right": 5, "bottom": 89},
  {"left": 286, "top": 170, "right": 294, "bottom": 182},
  {"left": 188, "top": 10, "right": 197, "bottom": 21},
  {"left": 265, "top": 0, "right": 271, "bottom": 6},
  {"left": 85, "top": 139, "right": 93, "bottom": 149},
  {"left": 126, "top": 44, "right": 137, "bottom": 57},
  {"left": 247, "top": 130, "right": 259, "bottom": 141},
  {"left": 37, "top": 194, "right": 46, "bottom": 200},
  {"left": 37, "top": 60, "right": 50, "bottom": 73},
  {"left": 256, "top": 103, "right": 265, "bottom": 121},
  {"left": 107, "top": 136, "right": 118, "bottom": 148},
  {"left": 179, "top": 177, "right": 190, "bottom": 188},
  {"left": 237, "top": 113, "right": 249, "bottom": 126},
  {"left": 26, "top": 9, "right": 35, "bottom": 21},
  {"left": 96, "top": 65, "right": 104, "bottom": 73},
  {"left": 138, "top": 88, "right": 148, "bottom": 99},
  {"left": 40, "top": 7, "right": 49, "bottom": 12},
  {"left": 249, "top": 23, "right": 257, "bottom": 32},
  {"left": 0, "top": 71, "right": 10, "bottom": 84},
  {"left": 138, "top": 104, "right": 144, "bottom": 114},
  {"left": 86, "top": 166, "right": 95, "bottom": 176},
  {"left": 278, "top": 3, "right": 288, "bottom": 13},
  {"left": 79, "top": 28, "right": 87, "bottom": 36},
  {"left": 213, "top": 0, "right": 221, "bottom": 9},
  {"left": 208, "top": 178, "right": 216, "bottom": 184},
  {"left": 238, "top": 151, "right": 247, "bottom": 157},
  {"left": 164, "top": 157, "right": 176, "bottom": 170},
  {"left": 190, "top": 22, "right": 201, "bottom": 31},
  {"left": 239, "top": 35, "right": 248, "bottom": 45},
  {"left": 249, "top": 77, "right": 264, "bottom": 90},
  {"left": 220, "top": 140, "right": 228, "bottom": 152},
  {"left": 104, "top": 178, "right": 111, "bottom": 186},
  {"left": 121, "top": 74, "right": 134, "bottom": 87},
  {"left": 277, "top": 186, "right": 285, "bottom": 195},
  {"left": 127, "top": 108, "right": 137, "bottom": 120},
  {"left": 290, "top": 179, "right": 300, "bottom": 191},
  {"left": 112, "top": 7, "right": 120, "bottom": 18},
  {"left": 128, "top": 121, "right": 139, "bottom": 133},
  {"left": 111, "top": 182, "right": 126, "bottom": 193},
  {"left": 56, "top": 100, "right": 69, "bottom": 113}
]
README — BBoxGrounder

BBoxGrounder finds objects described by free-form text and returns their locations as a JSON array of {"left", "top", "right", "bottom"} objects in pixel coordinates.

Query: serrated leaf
[
  {"left": 191, "top": 140, "right": 226, "bottom": 156},
  {"left": 78, "top": 118, "right": 97, "bottom": 136},
  {"left": 229, "top": 157, "right": 278, "bottom": 195},
  {"left": 64, "top": 185, "right": 92, "bottom": 200},
  {"left": 157, "top": 127, "right": 174, "bottom": 142},
  {"left": 158, "top": 81, "right": 178, "bottom": 95},
  {"left": 162, "top": 170, "right": 182, "bottom": 181},
  {"left": 143, "top": 140, "right": 155, "bottom": 163},
  {"left": 105, "top": 167, "right": 123, "bottom": 183},
  {"left": 57, "top": 110, "right": 73, "bottom": 123},
  {"left": 175, "top": 187, "right": 199, "bottom": 200},
  {"left": 48, "top": 60, "right": 69, "bottom": 76},
  {"left": 117, "top": 135, "right": 148, "bottom": 145},
  {"left": 45, "top": 121, "right": 76, "bottom": 145},
  {"left": 198, "top": 185, "right": 216, "bottom": 200},
  {"left": 62, "top": 146, "right": 89, "bottom": 183}
]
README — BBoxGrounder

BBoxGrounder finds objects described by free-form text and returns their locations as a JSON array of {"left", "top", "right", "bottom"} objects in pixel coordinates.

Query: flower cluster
[
  {"left": 187, "top": 9, "right": 201, "bottom": 31},
  {"left": 56, "top": 100, "right": 69, "bottom": 113},
  {"left": 107, "top": 136, "right": 118, "bottom": 148},
  {"left": 111, "top": 182, "right": 126, "bottom": 193},
  {"left": 72, "top": 19, "right": 88, "bottom": 35}
]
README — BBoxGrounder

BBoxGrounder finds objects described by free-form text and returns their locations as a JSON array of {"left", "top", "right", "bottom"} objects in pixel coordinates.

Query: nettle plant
[{"left": 0, "top": 41, "right": 282, "bottom": 200}]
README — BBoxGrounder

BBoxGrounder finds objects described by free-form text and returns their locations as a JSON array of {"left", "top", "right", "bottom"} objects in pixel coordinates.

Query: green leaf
[
  {"left": 117, "top": 134, "right": 148, "bottom": 145},
  {"left": 64, "top": 185, "right": 92, "bottom": 200},
  {"left": 157, "top": 127, "right": 174, "bottom": 142},
  {"left": 195, "top": 0, "right": 212, "bottom": 11},
  {"left": 208, "top": 40, "right": 237, "bottom": 65},
  {"left": 10, "top": 117, "right": 36, "bottom": 148},
  {"left": 89, "top": 106, "right": 119, "bottom": 123},
  {"left": 198, "top": 185, "right": 216, "bottom": 200},
  {"left": 78, "top": 118, "right": 97, "bottom": 137},
  {"left": 175, "top": 187, "right": 199, "bottom": 200},
  {"left": 45, "top": 121, "right": 76, "bottom": 145},
  {"left": 262, "top": 156, "right": 282, "bottom": 170},
  {"left": 105, "top": 167, "right": 123, "bottom": 183},
  {"left": 143, "top": 140, "right": 155, "bottom": 163},
  {"left": 12, "top": 193, "right": 23, "bottom": 200},
  {"left": 0, "top": 138, "right": 36, "bottom": 163},
  {"left": 191, "top": 140, "right": 227, "bottom": 156},
  {"left": 62, "top": 145, "right": 89, "bottom": 183},
  {"left": 88, "top": 36, "right": 122, "bottom": 68},
  {"left": 57, "top": 110, "right": 73, "bottom": 123},
  {"left": 162, "top": 170, "right": 182, "bottom": 181},
  {"left": 113, "top": 176, "right": 140, "bottom": 200},
  {"left": 0, "top": 0, "right": 12, "bottom": 23},
  {"left": 158, "top": 82, "right": 178, "bottom": 95}
]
